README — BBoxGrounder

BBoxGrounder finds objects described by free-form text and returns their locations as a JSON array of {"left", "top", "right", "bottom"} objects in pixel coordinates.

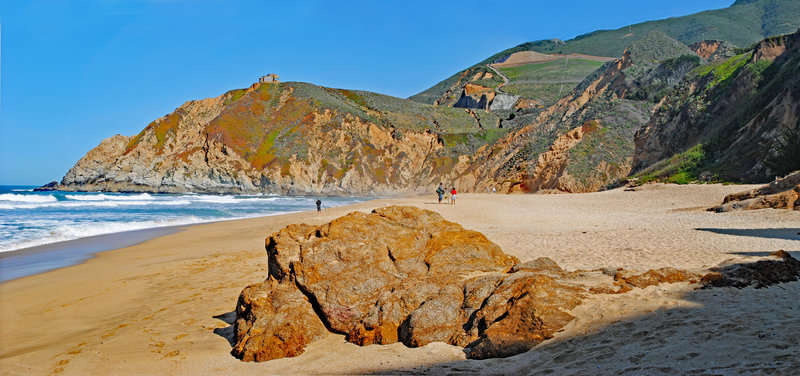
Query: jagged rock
[
  {"left": 701, "top": 250, "right": 800, "bottom": 289},
  {"left": 613, "top": 267, "right": 701, "bottom": 290},
  {"left": 232, "top": 278, "right": 328, "bottom": 361},
  {"left": 464, "top": 271, "right": 585, "bottom": 359},
  {"left": 33, "top": 181, "right": 58, "bottom": 191},
  {"left": 689, "top": 40, "right": 734, "bottom": 61},
  {"left": 710, "top": 171, "right": 800, "bottom": 211},
  {"left": 232, "top": 206, "right": 589, "bottom": 361},
  {"left": 454, "top": 84, "right": 496, "bottom": 110},
  {"left": 588, "top": 267, "right": 701, "bottom": 294}
]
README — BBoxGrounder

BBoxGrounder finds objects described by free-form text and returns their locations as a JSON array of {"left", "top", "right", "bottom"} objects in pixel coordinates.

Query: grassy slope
[
  {"left": 499, "top": 59, "right": 606, "bottom": 105},
  {"left": 410, "top": 0, "right": 800, "bottom": 104},
  {"left": 490, "top": 32, "right": 692, "bottom": 189}
]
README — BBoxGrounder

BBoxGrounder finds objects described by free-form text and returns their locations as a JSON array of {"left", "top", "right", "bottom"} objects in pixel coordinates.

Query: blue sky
[{"left": 0, "top": 0, "right": 734, "bottom": 185}]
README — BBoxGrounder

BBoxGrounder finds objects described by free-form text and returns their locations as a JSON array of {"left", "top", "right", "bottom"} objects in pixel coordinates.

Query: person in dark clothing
[
  {"left": 316, "top": 199, "right": 322, "bottom": 212},
  {"left": 436, "top": 183, "right": 444, "bottom": 204}
]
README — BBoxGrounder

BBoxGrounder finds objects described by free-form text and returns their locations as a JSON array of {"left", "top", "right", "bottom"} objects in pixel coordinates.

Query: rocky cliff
[
  {"left": 633, "top": 29, "right": 800, "bottom": 183},
  {"left": 47, "top": 29, "right": 800, "bottom": 195},
  {"left": 411, "top": 0, "right": 800, "bottom": 106},
  {"left": 48, "top": 82, "right": 506, "bottom": 195},
  {"left": 446, "top": 31, "right": 698, "bottom": 193}
]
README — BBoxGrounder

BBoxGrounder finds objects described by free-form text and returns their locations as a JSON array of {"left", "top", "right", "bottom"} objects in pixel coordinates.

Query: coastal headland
[{"left": 1, "top": 183, "right": 798, "bottom": 374}]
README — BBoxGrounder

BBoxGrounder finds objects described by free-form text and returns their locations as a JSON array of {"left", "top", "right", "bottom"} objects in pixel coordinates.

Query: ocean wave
[
  {"left": 65, "top": 193, "right": 154, "bottom": 201},
  {"left": 192, "top": 195, "right": 283, "bottom": 204},
  {"left": 0, "top": 199, "right": 192, "bottom": 210},
  {"left": 0, "top": 193, "right": 57, "bottom": 203},
  {"left": 192, "top": 195, "right": 240, "bottom": 204},
  {"left": 0, "top": 216, "right": 208, "bottom": 252}
]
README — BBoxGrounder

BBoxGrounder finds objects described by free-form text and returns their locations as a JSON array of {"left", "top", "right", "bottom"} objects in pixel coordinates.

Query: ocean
[{"left": 0, "top": 185, "right": 366, "bottom": 281}]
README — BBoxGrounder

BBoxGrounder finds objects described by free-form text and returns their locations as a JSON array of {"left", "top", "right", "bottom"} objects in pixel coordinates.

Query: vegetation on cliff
[
  {"left": 51, "top": 80, "right": 509, "bottom": 195},
  {"left": 411, "top": 0, "right": 800, "bottom": 107},
  {"left": 633, "top": 29, "right": 800, "bottom": 183},
  {"left": 47, "top": 14, "right": 800, "bottom": 195}
]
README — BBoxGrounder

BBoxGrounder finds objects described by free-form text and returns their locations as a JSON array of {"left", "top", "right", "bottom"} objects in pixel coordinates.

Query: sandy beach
[{"left": 1, "top": 183, "right": 798, "bottom": 375}]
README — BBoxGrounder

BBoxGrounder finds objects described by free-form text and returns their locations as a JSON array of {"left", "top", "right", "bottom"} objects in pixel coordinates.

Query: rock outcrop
[
  {"left": 701, "top": 251, "right": 800, "bottom": 288},
  {"left": 752, "top": 30, "right": 800, "bottom": 62},
  {"left": 710, "top": 171, "right": 800, "bottom": 211},
  {"left": 633, "top": 29, "right": 800, "bottom": 182},
  {"left": 450, "top": 31, "right": 692, "bottom": 193},
  {"left": 44, "top": 83, "right": 502, "bottom": 195},
  {"left": 230, "top": 205, "right": 799, "bottom": 363},
  {"left": 233, "top": 206, "right": 587, "bottom": 361},
  {"left": 690, "top": 40, "right": 734, "bottom": 61}
]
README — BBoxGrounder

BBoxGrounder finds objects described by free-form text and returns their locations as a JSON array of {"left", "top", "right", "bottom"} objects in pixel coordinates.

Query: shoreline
[
  {"left": 0, "top": 195, "right": 384, "bottom": 283},
  {"left": 0, "top": 226, "right": 184, "bottom": 283},
  {"left": 1, "top": 184, "right": 798, "bottom": 375}
]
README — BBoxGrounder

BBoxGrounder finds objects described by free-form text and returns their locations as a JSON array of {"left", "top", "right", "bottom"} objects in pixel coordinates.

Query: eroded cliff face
[
  {"left": 54, "top": 83, "right": 496, "bottom": 195},
  {"left": 451, "top": 31, "right": 692, "bottom": 193},
  {"left": 51, "top": 31, "right": 799, "bottom": 195},
  {"left": 690, "top": 40, "right": 734, "bottom": 61},
  {"left": 633, "top": 29, "right": 800, "bottom": 182}
]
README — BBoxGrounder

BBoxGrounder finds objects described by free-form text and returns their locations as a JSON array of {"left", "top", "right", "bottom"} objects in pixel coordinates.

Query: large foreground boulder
[
  {"left": 232, "top": 206, "right": 587, "bottom": 361},
  {"left": 230, "top": 205, "right": 796, "bottom": 362}
]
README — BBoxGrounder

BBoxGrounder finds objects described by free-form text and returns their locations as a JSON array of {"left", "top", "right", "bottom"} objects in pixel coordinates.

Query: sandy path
[
  {"left": 0, "top": 184, "right": 798, "bottom": 375},
  {"left": 486, "top": 63, "right": 510, "bottom": 93}
]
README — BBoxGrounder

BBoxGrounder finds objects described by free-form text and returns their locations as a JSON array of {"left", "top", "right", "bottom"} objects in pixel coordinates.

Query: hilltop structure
[{"left": 259, "top": 74, "right": 280, "bottom": 83}]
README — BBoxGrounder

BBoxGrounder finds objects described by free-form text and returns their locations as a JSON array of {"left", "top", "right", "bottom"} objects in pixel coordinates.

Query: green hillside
[
  {"left": 410, "top": 0, "right": 800, "bottom": 104},
  {"left": 499, "top": 58, "right": 606, "bottom": 105},
  {"left": 633, "top": 30, "right": 800, "bottom": 183}
]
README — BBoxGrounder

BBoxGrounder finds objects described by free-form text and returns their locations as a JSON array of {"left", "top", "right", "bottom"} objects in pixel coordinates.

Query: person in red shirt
[{"left": 450, "top": 187, "right": 457, "bottom": 204}]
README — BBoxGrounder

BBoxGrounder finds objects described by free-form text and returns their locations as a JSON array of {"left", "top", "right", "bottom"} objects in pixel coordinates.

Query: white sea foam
[
  {"left": 192, "top": 195, "right": 282, "bottom": 204},
  {"left": 65, "top": 193, "right": 154, "bottom": 201},
  {"left": 0, "top": 193, "right": 57, "bottom": 203},
  {"left": 0, "top": 216, "right": 207, "bottom": 252},
  {"left": 0, "top": 199, "right": 192, "bottom": 210},
  {"left": 193, "top": 195, "right": 240, "bottom": 204},
  {"left": 0, "top": 191, "right": 366, "bottom": 257}
]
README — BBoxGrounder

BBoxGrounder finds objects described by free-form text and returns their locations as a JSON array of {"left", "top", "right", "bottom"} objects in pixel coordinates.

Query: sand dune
[{"left": 0, "top": 184, "right": 798, "bottom": 375}]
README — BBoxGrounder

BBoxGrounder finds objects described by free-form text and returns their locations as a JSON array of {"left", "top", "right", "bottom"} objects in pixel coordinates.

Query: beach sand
[{"left": 1, "top": 184, "right": 798, "bottom": 375}]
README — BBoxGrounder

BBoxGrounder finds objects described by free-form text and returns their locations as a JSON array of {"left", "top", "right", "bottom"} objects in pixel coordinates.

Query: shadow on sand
[
  {"left": 210, "top": 257, "right": 800, "bottom": 375},
  {"left": 696, "top": 227, "right": 800, "bottom": 241},
  {"left": 212, "top": 311, "right": 237, "bottom": 347},
  {"left": 369, "top": 278, "right": 800, "bottom": 374}
]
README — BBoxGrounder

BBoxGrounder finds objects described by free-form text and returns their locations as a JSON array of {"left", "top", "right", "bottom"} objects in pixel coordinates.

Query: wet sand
[
  {"left": 1, "top": 184, "right": 798, "bottom": 375},
  {"left": 0, "top": 227, "right": 181, "bottom": 283}
]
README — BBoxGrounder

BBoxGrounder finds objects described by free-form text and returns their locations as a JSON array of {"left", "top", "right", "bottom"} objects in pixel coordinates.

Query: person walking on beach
[
  {"left": 450, "top": 187, "right": 457, "bottom": 205},
  {"left": 316, "top": 199, "right": 322, "bottom": 212},
  {"left": 436, "top": 183, "right": 444, "bottom": 204}
]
